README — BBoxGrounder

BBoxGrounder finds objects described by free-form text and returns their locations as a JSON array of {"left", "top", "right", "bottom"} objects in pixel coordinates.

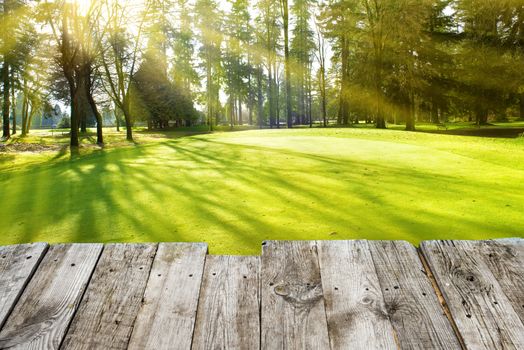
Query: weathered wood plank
[
  {"left": 369, "top": 240, "right": 461, "bottom": 349},
  {"left": 0, "top": 243, "right": 48, "bottom": 329},
  {"left": 61, "top": 243, "right": 158, "bottom": 350},
  {"left": 472, "top": 239, "right": 524, "bottom": 324},
  {"left": 127, "top": 243, "right": 207, "bottom": 350},
  {"left": 261, "top": 241, "right": 330, "bottom": 349},
  {"left": 192, "top": 255, "right": 260, "bottom": 350},
  {"left": 317, "top": 240, "right": 396, "bottom": 349},
  {"left": 0, "top": 244, "right": 103, "bottom": 350},
  {"left": 421, "top": 240, "right": 524, "bottom": 350}
]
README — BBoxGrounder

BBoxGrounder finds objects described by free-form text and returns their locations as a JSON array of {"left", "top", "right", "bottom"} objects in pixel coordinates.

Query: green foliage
[{"left": 133, "top": 50, "right": 199, "bottom": 127}]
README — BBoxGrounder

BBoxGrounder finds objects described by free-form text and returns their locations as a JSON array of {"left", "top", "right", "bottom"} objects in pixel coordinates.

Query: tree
[
  {"left": 290, "top": 0, "right": 316, "bottom": 126},
  {"left": 314, "top": 16, "right": 328, "bottom": 127},
  {"left": 256, "top": 0, "right": 280, "bottom": 128},
  {"left": 134, "top": 48, "right": 198, "bottom": 128},
  {"left": 279, "top": 0, "right": 292, "bottom": 128},
  {"left": 196, "top": 0, "right": 223, "bottom": 130},
  {"left": 172, "top": 0, "right": 199, "bottom": 99},
  {"left": 0, "top": 0, "right": 25, "bottom": 139},
  {"left": 96, "top": 0, "right": 152, "bottom": 142}
]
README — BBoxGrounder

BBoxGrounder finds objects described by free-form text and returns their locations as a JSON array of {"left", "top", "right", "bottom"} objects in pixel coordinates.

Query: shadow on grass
[{"left": 1, "top": 134, "right": 522, "bottom": 254}]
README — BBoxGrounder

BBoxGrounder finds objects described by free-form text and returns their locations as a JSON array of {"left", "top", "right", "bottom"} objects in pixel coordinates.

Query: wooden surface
[
  {"left": 261, "top": 240, "right": 330, "bottom": 349},
  {"left": 369, "top": 240, "right": 462, "bottom": 349},
  {"left": 127, "top": 243, "right": 207, "bottom": 350},
  {"left": 0, "top": 244, "right": 103, "bottom": 350},
  {"left": 318, "top": 240, "right": 396, "bottom": 349},
  {"left": 61, "top": 244, "right": 157, "bottom": 350},
  {"left": 192, "top": 255, "right": 260, "bottom": 350},
  {"left": 421, "top": 240, "right": 524, "bottom": 350},
  {"left": 0, "top": 243, "right": 48, "bottom": 329},
  {"left": 0, "top": 239, "right": 522, "bottom": 349}
]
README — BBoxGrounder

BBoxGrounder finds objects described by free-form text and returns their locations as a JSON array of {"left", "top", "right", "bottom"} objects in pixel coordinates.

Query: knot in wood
[{"left": 273, "top": 281, "right": 323, "bottom": 309}]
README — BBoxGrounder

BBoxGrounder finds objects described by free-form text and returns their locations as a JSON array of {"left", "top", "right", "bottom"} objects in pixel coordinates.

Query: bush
[{"left": 57, "top": 117, "right": 71, "bottom": 129}]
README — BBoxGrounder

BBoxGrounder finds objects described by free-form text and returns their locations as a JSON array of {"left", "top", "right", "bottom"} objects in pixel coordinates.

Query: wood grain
[
  {"left": 472, "top": 239, "right": 524, "bottom": 324},
  {"left": 0, "top": 243, "right": 48, "bottom": 329},
  {"left": 127, "top": 243, "right": 207, "bottom": 350},
  {"left": 261, "top": 240, "right": 330, "bottom": 349},
  {"left": 369, "top": 240, "right": 461, "bottom": 349},
  {"left": 61, "top": 244, "right": 158, "bottom": 350},
  {"left": 317, "top": 240, "right": 396, "bottom": 349},
  {"left": 192, "top": 255, "right": 260, "bottom": 350},
  {"left": 0, "top": 244, "right": 103, "bottom": 350},
  {"left": 421, "top": 240, "right": 524, "bottom": 349}
]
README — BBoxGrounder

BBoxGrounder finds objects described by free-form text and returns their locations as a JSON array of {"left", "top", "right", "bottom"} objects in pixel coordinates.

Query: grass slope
[{"left": 1, "top": 128, "right": 523, "bottom": 255}]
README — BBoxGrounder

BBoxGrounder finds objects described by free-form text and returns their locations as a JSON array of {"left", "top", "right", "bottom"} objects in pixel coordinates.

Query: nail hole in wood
[
  {"left": 212, "top": 273, "right": 216, "bottom": 276},
  {"left": 394, "top": 286, "right": 399, "bottom": 289},
  {"left": 422, "top": 292, "right": 427, "bottom": 296},
  {"left": 466, "top": 314, "right": 472, "bottom": 318},
  {"left": 189, "top": 274, "right": 193, "bottom": 277},
  {"left": 243, "top": 275, "right": 247, "bottom": 279},
  {"left": 26, "top": 256, "right": 32, "bottom": 260},
  {"left": 493, "top": 301, "right": 498, "bottom": 305},
  {"left": 1, "top": 256, "right": 6, "bottom": 259},
  {"left": 139, "top": 267, "right": 143, "bottom": 270},
  {"left": 334, "top": 287, "right": 339, "bottom": 291},
  {"left": 385, "top": 288, "right": 389, "bottom": 291},
  {"left": 365, "top": 288, "right": 369, "bottom": 291},
  {"left": 261, "top": 242, "right": 267, "bottom": 246},
  {"left": 466, "top": 276, "right": 474, "bottom": 282},
  {"left": 269, "top": 282, "right": 274, "bottom": 286},
  {"left": 158, "top": 274, "right": 162, "bottom": 277},
  {"left": 71, "top": 263, "right": 76, "bottom": 267}
]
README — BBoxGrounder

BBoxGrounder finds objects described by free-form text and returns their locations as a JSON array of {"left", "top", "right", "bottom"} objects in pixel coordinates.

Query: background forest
[{"left": 1, "top": 0, "right": 523, "bottom": 145}]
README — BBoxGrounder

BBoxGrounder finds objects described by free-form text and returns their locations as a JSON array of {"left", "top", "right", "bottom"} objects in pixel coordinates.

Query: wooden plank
[
  {"left": 260, "top": 241, "right": 329, "bottom": 349},
  {"left": 368, "top": 240, "right": 461, "bottom": 349},
  {"left": 127, "top": 243, "right": 207, "bottom": 350},
  {"left": 472, "top": 239, "right": 524, "bottom": 324},
  {"left": 61, "top": 243, "right": 158, "bottom": 350},
  {"left": 421, "top": 240, "right": 524, "bottom": 349},
  {"left": 317, "top": 240, "right": 396, "bottom": 349},
  {"left": 0, "top": 243, "right": 48, "bottom": 329},
  {"left": 192, "top": 256, "right": 260, "bottom": 350},
  {"left": 0, "top": 243, "right": 103, "bottom": 350}
]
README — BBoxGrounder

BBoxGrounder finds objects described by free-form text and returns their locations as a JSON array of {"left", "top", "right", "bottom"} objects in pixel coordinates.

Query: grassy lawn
[{"left": 1, "top": 128, "right": 523, "bottom": 255}]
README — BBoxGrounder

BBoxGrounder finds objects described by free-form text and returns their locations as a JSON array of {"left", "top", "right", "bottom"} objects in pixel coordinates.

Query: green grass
[{"left": 1, "top": 128, "right": 523, "bottom": 255}]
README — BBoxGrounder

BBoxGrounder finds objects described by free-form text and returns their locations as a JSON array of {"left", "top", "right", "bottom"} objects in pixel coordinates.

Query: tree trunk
[
  {"left": 27, "top": 106, "right": 36, "bottom": 132},
  {"left": 520, "top": 92, "right": 524, "bottom": 120},
  {"left": 11, "top": 73, "right": 16, "bottom": 135},
  {"left": 275, "top": 65, "right": 280, "bottom": 129},
  {"left": 115, "top": 106, "right": 120, "bottom": 132},
  {"left": 122, "top": 98, "right": 133, "bottom": 141},
  {"left": 257, "top": 67, "right": 264, "bottom": 129},
  {"left": 268, "top": 64, "right": 274, "bottom": 128},
  {"left": 405, "top": 93, "right": 416, "bottom": 131},
  {"left": 21, "top": 93, "right": 28, "bottom": 136},
  {"left": 229, "top": 96, "right": 234, "bottom": 129},
  {"left": 86, "top": 86, "right": 104, "bottom": 145},
  {"left": 475, "top": 108, "right": 488, "bottom": 126},
  {"left": 282, "top": 0, "right": 292, "bottom": 129},
  {"left": 2, "top": 61, "right": 11, "bottom": 139},
  {"left": 238, "top": 99, "right": 243, "bottom": 126}
]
